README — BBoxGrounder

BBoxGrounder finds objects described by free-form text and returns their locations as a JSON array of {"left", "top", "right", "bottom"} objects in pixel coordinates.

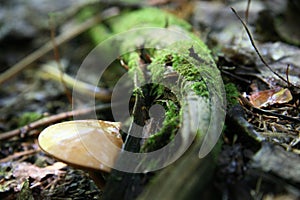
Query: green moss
[
  {"left": 141, "top": 100, "right": 180, "bottom": 152},
  {"left": 76, "top": 5, "right": 110, "bottom": 44},
  {"left": 224, "top": 83, "right": 239, "bottom": 106},
  {"left": 142, "top": 37, "right": 222, "bottom": 151},
  {"left": 17, "top": 179, "right": 34, "bottom": 200},
  {"left": 77, "top": 7, "right": 223, "bottom": 154},
  {"left": 171, "top": 55, "right": 201, "bottom": 81},
  {"left": 148, "top": 84, "right": 166, "bottom": 100},
  {"left": 18, "top": 112, "right": 43, "bottom": 127},
  {"left": 86, "top": 7, "right": 194, "bottom": 54},
  {"left": 192, "top": 81, "right": 209, "bottom": 97},
  {"left": 125, "top": 52, "right": 146, "bottom": 84},
  {"left": 87, "top": 25, "right": 111, "bottom": 44},
  {"left": 148, "top": 44, "right": 211, "bottom": 98},
  {"left": 79, "top": 7, "right": 216, "bottom": 99},
  {"left": 107, "top": 7, "right": 192, "bottom": 33}
]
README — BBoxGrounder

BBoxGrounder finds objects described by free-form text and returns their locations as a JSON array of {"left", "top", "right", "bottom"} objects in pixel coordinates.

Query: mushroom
[{"left": 38, "top": 120, "right": 123, "bottom": 188}]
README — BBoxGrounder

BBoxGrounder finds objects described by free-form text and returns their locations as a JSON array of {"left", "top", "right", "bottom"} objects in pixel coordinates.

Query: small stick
[
  {"left": 0, "top": 13, "right": 102, "bottom": 84},
  {"left": 231, "top": 7, "right": 300, "bottom": 89},
  {"left": 239, "top": 96, "right": 300, "bottom": 123},
  {"left": 221, "top": 69, "right": 251, "bottom": 84},
  {"left": 0, "top": 104, "right": 111, "bottom": 141},
  {"left": 0, "top": 149, "right": 39, "bottom": 163},
  {"left": 245, "top": 0, "right": 251, "bottom": 23},
  {"left": 286, "top": 64, "right": 290, "bottom": 88},
  {"left": 50, "top": 17, "right": 72, "bottom": 104},
  {"left": 39, "top": 63, "right": 111, "bottom": 101}
]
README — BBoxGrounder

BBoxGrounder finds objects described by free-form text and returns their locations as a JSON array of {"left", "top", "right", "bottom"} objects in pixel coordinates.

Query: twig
[
  {"left": 39, "top": 63, "right": 111, "bottom": 101},
  {"left": 0, "top": 149, "right": 39, "bottom": 163},
  {"left": 0, "top": 104, "right": 111, "bottom": 141},
  {"left": 50, "top": 17, "right": 72, "bottom": 104},
  {"left": 286, "top": 64, "right": 290, "bottom": 88},
  {"left": 245, "top": 0, "right": 251, "bottom": 23},
  {"left": 231, "top": 7, "right": 300, "bottom": 89},
  {"left": 0, "top": 13, "right": 102, "bottom": 84},
  {"left": 239, "top": 96, "right": 300, "bottom": 123},
  {"left": 221, "top": 69, "right": 251, "bottom": 84}
]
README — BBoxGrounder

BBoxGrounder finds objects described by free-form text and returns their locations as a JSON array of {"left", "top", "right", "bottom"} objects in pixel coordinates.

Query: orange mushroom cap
[{"left": 38, "top": 120, "right": 123, "bottom": 173}]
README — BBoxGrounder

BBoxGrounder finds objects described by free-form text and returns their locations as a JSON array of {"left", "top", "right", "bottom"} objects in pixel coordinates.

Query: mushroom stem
[{"left": 88, "top": 171, "right": 107, "bottom": 190}]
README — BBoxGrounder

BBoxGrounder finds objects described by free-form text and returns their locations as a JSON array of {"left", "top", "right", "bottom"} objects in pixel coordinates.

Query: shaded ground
[{"left": 1, "top": 0, "right": 300, "bottom": 199}]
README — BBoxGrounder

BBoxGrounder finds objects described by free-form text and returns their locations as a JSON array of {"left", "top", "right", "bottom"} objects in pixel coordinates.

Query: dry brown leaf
[
  {"left": 248, "top": 87, "right": 293, "bottom": 108},
  {"left": 13, "top": 162, "right": 66, "bottom": 182}
]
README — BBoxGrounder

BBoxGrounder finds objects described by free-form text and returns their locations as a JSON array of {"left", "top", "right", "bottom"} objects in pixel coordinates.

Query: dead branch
[
  {"left": 0, "top": 149, "right": 39, "bottom": 163},
  {"left": 0, "top": 13, "right": 102, "bottom": 84},
  {"left": 0, "top": 104, "right": 111, "bottom": 141},
  {"left": 239, "top": 96, "right": 300, "bottom": 123},
  {"left": 50, "top": 17, "right": 72, "bottom": 104},
  {"left": 39, "top": 63, "right": 112, "bottom": 102},
  {"left": 245, "top": 0, "right": 251, "bottom": 23},
  {"left": 231, "top": 7, "right": 300, "bottom": 89}
]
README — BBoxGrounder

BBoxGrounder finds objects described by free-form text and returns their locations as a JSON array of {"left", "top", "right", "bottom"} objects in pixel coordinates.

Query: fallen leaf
[
  {"left": 248, "top": 87, "right": 293, "bottom": 108},
  {"left": 13, "top": 162, "right": 66, "bottom": 182}
]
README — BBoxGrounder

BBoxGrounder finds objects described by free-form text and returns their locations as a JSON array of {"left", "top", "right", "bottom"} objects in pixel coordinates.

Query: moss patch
[
  {"left": 148, "top": 45, "right": 211, "bottom": 98},
  {"left": 224, "top": 83, "right": 239, "bottom": 106},
  {"left": 141, "top": 100, "right": 180, "bottom": 152},
  {"left": 82, "top": 7, "right": 223, "bottom": 154},
  {"left": 18, "top": 112, "right": 43, "bottom": 127},
  {"left": 107, "top": 7, "right": 192, "bottom": 33},
  {"left": 126, "top": 51, "right": 146, "bottom": 84}
]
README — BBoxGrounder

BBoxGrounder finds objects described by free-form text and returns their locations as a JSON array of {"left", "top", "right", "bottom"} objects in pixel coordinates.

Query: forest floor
[{"left": 1, "top": 0, "right": 300, "bottom": 199}]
